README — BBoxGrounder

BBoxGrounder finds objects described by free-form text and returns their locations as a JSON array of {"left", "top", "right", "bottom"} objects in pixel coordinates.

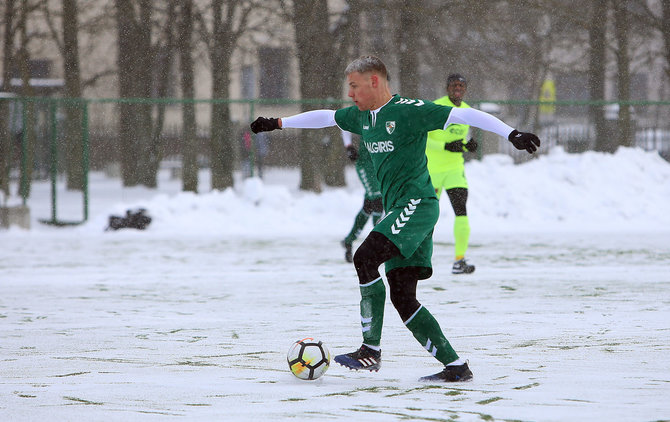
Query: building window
[
  {"left": 241, "top": 65, "right": 254, "bottom": 99},
  {"left": 258, "top": 47, "right": 290, "bottom": 99},
  {"left": 10, "top": 59, "right": 52, "bottom": 78}
]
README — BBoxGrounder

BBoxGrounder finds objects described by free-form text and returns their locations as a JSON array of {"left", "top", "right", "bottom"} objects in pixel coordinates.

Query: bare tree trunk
[
  {"left": 614, "top": 0, "right": 633, "bottom": 148},
  {"left": 0, "top": 0, "right": 16, "bottom": 201},
  {"left": 209, "top": 0, "right": 234, "bottom": 191},
  {"left": 116, "top": 0, "right": 140, "bottom": 186},
  {"left": 135, "top": 0, "right": 157, "bottom": 187},
  {"left": 179, "top": 0, "right": 197, "bottom": 192},
  {"left": 523, "top": 41, "right": 545, "bottom": 133},
  {"left": 62, "top": 0, "right": 84, "bottom": 191},
  {"left": 115, "top": 0, "right": 161, "bottom": 187},
  {"left": 663, "top": 0, "right": 670, "bottom": 81},
  {"left": 292, "top": 0, "right": 331, "bottom": 192},
  {"left": 17, "top": 2, "right": 35, "bottom": 199},
  {"left": 143, "top": 1, "right": 176, "bottom": 188},
  {"left": 293, "top": 0, "right": 358, "bottom": 191},
  {"left": 321, "top": 2, "right": 363, "bottom": 188},
  {"left": 589, "top": 0, "right": 610, "bottom": 152},
  {"left": 209, "top": 97, "right": 233, "bottom": 190},
  {"left": 322, "top": 126, "right": 345, "bottom": 187},
  {"left": 397, "top": 3, "right": 419, "bottom": 98}
]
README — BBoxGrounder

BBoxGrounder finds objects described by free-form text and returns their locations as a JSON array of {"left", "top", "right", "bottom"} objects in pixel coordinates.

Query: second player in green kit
[{"left": 342, "top": 131, "right": 383, "bottom": 263}]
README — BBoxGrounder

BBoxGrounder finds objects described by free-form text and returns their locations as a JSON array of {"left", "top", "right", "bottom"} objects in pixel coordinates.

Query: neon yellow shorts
[{"left": 430, "top": 168, "right": 468, "bottom": 198}]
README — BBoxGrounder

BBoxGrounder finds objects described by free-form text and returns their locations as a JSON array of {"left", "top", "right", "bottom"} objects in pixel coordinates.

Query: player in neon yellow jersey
[
  {"left": 426, "top": 74, "right": 478, "bottom": 274},
  {"left": 250, "top": 56, "right": 540, "bottom": 382}
]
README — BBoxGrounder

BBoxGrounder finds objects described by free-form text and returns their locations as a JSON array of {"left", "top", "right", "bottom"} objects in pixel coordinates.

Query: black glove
[
  {"left": 345, "top": 144, "right": 358, "bottom": 162},
  {"left": 464, "top": 138, "right": 478, "bottom": 152},
  {"left": 250, "top": 117, "right": 281, "bottom": 134},
  {"left": 508, "top": 130, "right": 541, "bottom": 154},
  {"left": 444, "top": 140, "right": 465, "bottom": 152}
]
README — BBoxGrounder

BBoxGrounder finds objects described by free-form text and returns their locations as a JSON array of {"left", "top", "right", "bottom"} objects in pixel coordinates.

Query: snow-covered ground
[{"left": 1, "top": 147, "right": 670, "bottom": 421}]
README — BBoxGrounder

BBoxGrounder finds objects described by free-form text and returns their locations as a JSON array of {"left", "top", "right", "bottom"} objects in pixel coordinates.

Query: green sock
[
  {"left": 359, "top": 277, "right": 385, "bottom": 347},
  {"left": 404, "top": 305, "right": 459, "bottom": 365},
  {"left": 453, "top": 215, "right": 470, "bottom": 259},
  {"left": 344, "top": 209, "right": 370, "bottom": 245}
]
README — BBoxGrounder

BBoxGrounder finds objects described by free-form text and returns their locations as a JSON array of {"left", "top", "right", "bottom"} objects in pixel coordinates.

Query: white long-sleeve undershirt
[
  {"left": 446, "top": 107, "right": 514, "bottom": 138},
  {"left": 341, "top": 129, "right": 352, "bottom": 147},
  {"left": 280, "top": 107, "right": 514, "bottom": 139},
  {"left": 280, "top": 110, "right": 352, "bottom": 146},
  {"left": 281, "top": 110, "right": 337, "bottom": 129}
]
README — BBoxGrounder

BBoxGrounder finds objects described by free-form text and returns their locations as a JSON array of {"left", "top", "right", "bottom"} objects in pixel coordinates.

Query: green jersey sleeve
[
  {"left": 408, "top": 100, "right": 453, "bottom": 133},
  {"left": 335, "top": 106, "right": 364, "bottom": 135}
]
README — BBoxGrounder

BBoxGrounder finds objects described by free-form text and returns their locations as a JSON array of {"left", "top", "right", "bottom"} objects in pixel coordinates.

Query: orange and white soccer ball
[{"left": 287, "top": 337, "right": 330, "bottom": 380}]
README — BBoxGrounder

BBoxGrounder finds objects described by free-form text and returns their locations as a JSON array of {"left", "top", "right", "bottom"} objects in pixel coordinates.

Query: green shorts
[
  {"left": 372, "top": 196, "right": 439, "bottom": 280},
  {"left": 430, "top": 167, "right": 468, "bottom": 198}
]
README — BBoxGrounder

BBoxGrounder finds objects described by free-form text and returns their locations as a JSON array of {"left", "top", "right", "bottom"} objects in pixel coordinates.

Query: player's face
[
  {"left": 447, "top": 80, "right": 467, "bottom": 104},
  {"left": 347, "top": 71, "right": 376, "bottom": 111}
]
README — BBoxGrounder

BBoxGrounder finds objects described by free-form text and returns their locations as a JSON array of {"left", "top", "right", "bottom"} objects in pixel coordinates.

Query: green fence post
[
  {"left": 249, "top": 100, "right": 255, "bottom": 178},
  {"left": 249, "top": 99, "right": 254, "bottom": 125},
  {"left": 20, "top": 98, "right": 28, "bottom": 205},
  {"left": 49, "top": 99, "right": 58, "bottom": 223},
  {"left": 82, "top": 99, "right": 89, "bottom": 222}
]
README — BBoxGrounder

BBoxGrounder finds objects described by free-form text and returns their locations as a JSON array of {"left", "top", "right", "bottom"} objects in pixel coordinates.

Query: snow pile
[
  {"left": 467, "top": 147, "right": 670, "bottom": 232},
  {"left": 16, "top": 146, "right": 670, "bottom": 237}
]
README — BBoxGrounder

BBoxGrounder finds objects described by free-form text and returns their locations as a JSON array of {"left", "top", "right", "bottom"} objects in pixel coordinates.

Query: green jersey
[{"left": 335, "top": 94, "right": 453, "bottom": 210}]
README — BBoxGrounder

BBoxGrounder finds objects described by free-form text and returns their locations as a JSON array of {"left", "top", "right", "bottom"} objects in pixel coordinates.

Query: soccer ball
[{"left": 287, "top": 337, "right": 330, "bottom": 380}]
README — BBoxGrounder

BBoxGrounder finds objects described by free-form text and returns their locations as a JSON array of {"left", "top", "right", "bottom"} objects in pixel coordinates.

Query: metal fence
[
  {"left": 470, "top": 99, "right": 670, "bottom": 162},
  {"left": 3, "top": 96, "right": 670, "bottom": 171},
  {"left": 1, "top": 96, "right": 669, "bottom": 223}
]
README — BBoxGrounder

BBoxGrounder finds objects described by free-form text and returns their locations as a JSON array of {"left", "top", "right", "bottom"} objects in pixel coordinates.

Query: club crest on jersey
[{"left": 385, "top": 121, "right": 396, "bottom": 135}]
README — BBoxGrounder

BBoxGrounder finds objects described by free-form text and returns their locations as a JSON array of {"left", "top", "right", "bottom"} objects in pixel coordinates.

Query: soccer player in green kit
[
  {"left": 426, "top": 73, "right": 478, "bottom": 274},
  {"left": 341, "top": 130, "right": 383, "bottom": 263},
  {"left": 251, "top": 56, "right": 540, "bottom": 382}
]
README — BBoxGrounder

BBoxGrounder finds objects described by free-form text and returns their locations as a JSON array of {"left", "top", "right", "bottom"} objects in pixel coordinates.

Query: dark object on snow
[{"left": 106, "top": 209, "right": 152, "bottom": 231}]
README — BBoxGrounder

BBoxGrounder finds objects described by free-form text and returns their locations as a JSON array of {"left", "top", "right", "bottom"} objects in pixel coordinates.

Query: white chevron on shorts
[{"left": 391, "top": 198, "right": 421, "bottom": 235}]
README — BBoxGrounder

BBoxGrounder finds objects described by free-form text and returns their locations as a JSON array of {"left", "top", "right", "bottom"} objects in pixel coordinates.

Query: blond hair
[{"left": 344, "top": 55, "right": 388, "bottom": 80}]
